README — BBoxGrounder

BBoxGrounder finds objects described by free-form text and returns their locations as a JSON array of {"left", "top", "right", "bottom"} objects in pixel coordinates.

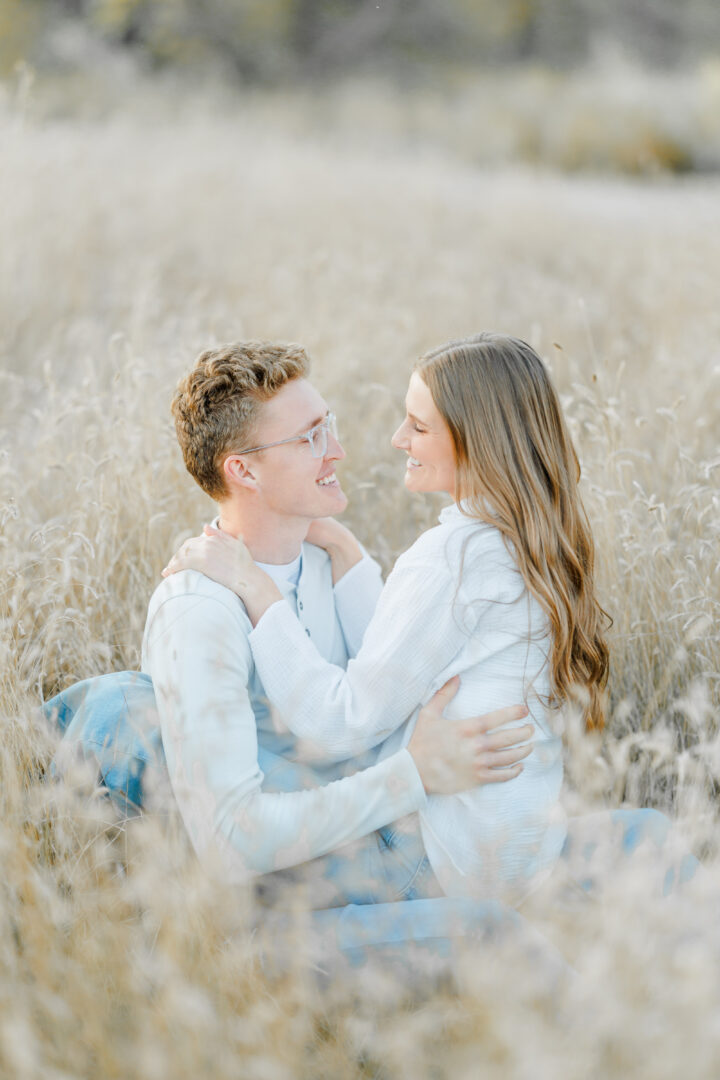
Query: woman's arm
[
  {"left": 306, "top": 519, "right": 385, "bottom": 657},
  {"left": 163, "top": 527, "right": 473, "bottom": 754},
  {"left": 249, "top": 551, "right": 531, "bottom": 764},
  {"left": 305, "top": 517, "right": 364, "bottom": 584},
  {"left": 164, "top": 528, "right": 534, "bottom": 766}
]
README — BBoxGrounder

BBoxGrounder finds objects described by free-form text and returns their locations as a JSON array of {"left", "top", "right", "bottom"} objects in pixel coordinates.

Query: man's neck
[{"left": 217, "top": 502, "right": 308, "bottom": 565}]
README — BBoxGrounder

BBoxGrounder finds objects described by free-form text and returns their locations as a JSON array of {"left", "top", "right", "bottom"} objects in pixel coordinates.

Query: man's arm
[
  {"left": 145, "top": 580, "right": 530, "bottom": 884},
  {"left": 145, "top": 583, "right": 427, "bottom": 883}
]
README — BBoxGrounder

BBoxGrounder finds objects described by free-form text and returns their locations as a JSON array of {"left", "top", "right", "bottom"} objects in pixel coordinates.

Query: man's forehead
[{"left": 259, "top": 378, "right": 327, "bottom": 435}]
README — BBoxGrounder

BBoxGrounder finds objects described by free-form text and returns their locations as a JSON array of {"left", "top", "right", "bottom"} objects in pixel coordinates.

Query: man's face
[{"left": 237, "top": 378, "right": 348, "bottom": 520}]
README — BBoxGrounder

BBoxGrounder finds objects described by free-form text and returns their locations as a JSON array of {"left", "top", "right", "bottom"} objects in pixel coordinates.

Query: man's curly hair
[{"left": 171, "top": 341, "right": 310, "bottom": 500}]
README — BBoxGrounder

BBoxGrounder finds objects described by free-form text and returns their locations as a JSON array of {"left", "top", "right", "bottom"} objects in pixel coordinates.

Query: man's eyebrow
[{"left": 292, "top": 410, "right": 328, "bottom": 436}]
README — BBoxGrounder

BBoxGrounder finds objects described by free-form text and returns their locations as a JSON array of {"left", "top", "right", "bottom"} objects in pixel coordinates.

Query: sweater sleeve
[{"left": 145, "top": 589, "right": 427, "bottom": 882}]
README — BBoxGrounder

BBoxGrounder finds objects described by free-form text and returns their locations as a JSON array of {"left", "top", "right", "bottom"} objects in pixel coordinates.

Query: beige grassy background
[{"left": 2, "top": 80, "right": 720, "bottom": 1077}]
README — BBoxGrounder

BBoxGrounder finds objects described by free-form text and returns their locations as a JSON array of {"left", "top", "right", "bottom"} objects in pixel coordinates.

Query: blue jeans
[{"left": 43, "top": 672, "right": 700, "bottom": 966}]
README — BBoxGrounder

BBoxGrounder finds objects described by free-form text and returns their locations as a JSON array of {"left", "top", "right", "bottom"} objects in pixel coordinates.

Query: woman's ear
[{"left": 223, "top": 453, "right": 258, "bottom": 493}]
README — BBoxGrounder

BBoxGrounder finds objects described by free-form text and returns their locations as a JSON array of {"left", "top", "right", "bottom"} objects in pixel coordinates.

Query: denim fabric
[
  {"left": 305, "top": 895, "right": 573, "bottom": 983},
  {"left": 44, "top": 671, "right": 161, "bottom": 812},
  {"left": 560, "top": 807, "right": 699, "bottom": 898},
  {"left": 44, "top": 671, "right": 699, "bottom": 967},
  {"left": 265, "top": 819, "right": 444, "bottom": 910}
]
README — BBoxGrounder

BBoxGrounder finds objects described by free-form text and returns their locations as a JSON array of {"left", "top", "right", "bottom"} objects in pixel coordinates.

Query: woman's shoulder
[{"left": 397, "top": 506, "right": 506, "bottom": 570}]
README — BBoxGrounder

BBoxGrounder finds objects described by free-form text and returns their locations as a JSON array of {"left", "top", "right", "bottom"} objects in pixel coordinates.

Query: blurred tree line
[{"left": 2, "top": 0, "right": 719, "bottom": 80}]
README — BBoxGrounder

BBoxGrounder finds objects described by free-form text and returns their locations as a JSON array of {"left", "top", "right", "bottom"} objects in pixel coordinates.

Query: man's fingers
[
  {"left": 477, "top": 763, "right": 524, "bottom": 784},
  {"left": 472, "top": 703, "right": 529, "bottom": 733},
  {"left": 480, "top": 723, "right": 534, "bottom": 751},
  {"left": 478, "top": 744, "right": 533, "bottom": 769},
  {"left": 424, "top": 676, "right": 461, "bottom": 717}
]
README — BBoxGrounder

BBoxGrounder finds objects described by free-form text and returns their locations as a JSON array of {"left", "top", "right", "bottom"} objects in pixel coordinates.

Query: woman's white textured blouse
[{"left": 249, "top": 503, "right": 567, "bottom": 903}]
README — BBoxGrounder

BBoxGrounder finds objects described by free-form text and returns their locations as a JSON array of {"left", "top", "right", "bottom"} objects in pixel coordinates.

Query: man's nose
[{"left": 326, "top": 434, "right": 346, "bottom": 461}]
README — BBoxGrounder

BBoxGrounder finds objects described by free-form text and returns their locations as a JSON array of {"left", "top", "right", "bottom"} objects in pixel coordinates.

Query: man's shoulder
[
  {"left": 145, "top": 570, "right": 251, "bottom": 629},
  {"left": 141, "top": 571, "right": 254, "bottom": 686}
]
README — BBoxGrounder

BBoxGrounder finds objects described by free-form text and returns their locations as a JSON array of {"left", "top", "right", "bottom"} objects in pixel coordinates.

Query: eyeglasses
[{"left": 236, "top": 412, "right": 338, "bottom": 459}]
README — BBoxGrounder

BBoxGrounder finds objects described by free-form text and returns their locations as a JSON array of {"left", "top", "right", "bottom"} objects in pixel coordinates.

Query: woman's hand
[
  {"left": 305, "top": 518, "right": 363, "bottom": 584},
  {"left": 162, "top": 525, "right": 282, "bottom": 624},
  {"left": 407, "top": 677, "right": 534, "bottom": 795}
]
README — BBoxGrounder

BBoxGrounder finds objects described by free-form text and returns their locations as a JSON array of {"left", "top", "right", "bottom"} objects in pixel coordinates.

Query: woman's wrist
[{"left": 326, "top": 536, "right": 363, "bottom": 585}]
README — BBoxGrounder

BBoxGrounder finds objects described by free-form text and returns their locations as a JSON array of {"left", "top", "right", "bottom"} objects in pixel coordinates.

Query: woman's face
[{"left": 391, "top": 372, "right": 457, "bottom": 497}]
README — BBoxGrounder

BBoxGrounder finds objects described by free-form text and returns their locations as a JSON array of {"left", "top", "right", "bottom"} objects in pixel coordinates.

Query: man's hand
[{"left": 407, "top": 676, "right": 534, "bottom": 795}]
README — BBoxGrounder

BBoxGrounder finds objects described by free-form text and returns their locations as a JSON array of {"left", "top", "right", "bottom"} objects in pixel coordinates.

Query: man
[
  {"left": 47, "top": 340, "right": 693, "bottom": 973},
  {"left": 48, "top": 340, "right": 532, "bottom": 909}
]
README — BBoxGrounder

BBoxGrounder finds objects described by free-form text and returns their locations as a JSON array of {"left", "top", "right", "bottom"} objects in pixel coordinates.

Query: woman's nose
[{"left": 391, "top": 422, "right": 408, "bottom": 450}]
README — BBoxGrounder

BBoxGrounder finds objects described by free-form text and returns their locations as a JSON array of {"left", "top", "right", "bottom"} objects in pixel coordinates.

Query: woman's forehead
[{"left": 405, "top": 372, "right": 436, "bottom": 420}]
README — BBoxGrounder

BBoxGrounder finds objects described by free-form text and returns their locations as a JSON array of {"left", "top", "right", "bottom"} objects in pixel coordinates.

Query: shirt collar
[
  {"left": 438, "top": 500, "right": 471, "bottom": 525},
  {"left": 438, "top": 499, "right": 497, "bottom": 526}
]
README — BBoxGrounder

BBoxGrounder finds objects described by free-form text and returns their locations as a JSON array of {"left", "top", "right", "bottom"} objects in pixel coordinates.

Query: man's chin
[
  {"left": 316, "top": 488, "right": 348, "bottom": 514},
  {"left": 328, "top": 491, "right": 348, "bottom": 513}
]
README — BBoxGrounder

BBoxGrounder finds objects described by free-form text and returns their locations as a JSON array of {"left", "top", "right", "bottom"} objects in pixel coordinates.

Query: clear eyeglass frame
[{"left": 236, "top": 412, "right": 338, "bottom": 459}]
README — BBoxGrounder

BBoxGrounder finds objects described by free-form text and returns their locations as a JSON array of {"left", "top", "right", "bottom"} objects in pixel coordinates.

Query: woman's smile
[{"left": 391, "top": 372, "right": 457, "bottom": 496}]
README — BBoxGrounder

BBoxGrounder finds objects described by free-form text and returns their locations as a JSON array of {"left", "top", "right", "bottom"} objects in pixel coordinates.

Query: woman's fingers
[{"left": 162, "top": 532, "right": 212, "bottom": 576}]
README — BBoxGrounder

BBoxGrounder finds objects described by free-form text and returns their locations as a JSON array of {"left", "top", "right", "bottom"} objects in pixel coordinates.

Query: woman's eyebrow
[{"left": 406, "top": 410, "right": 429, "bottom": 426}]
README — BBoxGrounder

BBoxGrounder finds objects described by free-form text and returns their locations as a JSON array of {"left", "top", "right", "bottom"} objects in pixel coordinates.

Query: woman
[{"left": 164, "top": 333, "right": 610, "bottom": 904}]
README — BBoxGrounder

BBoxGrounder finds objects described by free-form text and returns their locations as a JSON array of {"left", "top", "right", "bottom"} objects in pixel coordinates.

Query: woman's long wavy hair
[{"left": 417, "top": 332, "right": 609, "bottom": 730}]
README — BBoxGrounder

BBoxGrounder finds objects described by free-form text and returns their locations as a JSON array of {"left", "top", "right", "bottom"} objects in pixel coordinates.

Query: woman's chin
[{"left": 404, "top": 469, "right": 423, "bottom": 492}]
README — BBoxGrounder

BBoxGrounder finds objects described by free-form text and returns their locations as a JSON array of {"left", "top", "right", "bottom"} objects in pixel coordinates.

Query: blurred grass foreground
[{"left": 2, "top": 1, "right": 720, "bottom": 1077}]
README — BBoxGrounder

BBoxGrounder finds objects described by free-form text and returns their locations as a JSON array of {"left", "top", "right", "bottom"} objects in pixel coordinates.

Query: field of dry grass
[{"left": 2, "top": 75, "right": 720, "bottom": 1077}]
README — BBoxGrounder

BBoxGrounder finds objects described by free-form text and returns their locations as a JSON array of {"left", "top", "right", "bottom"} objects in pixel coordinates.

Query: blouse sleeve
[
  {"left": 332, "top": 550, "right": 384, "bottom": 658},
  {"left": 248, "top": 554, "right": 477, "bottom": 761}
]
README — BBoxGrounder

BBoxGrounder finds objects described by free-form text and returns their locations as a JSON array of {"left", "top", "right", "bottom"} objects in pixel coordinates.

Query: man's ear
[{"left": 223, "top": 453, "right": 258, "bottom": 493}]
